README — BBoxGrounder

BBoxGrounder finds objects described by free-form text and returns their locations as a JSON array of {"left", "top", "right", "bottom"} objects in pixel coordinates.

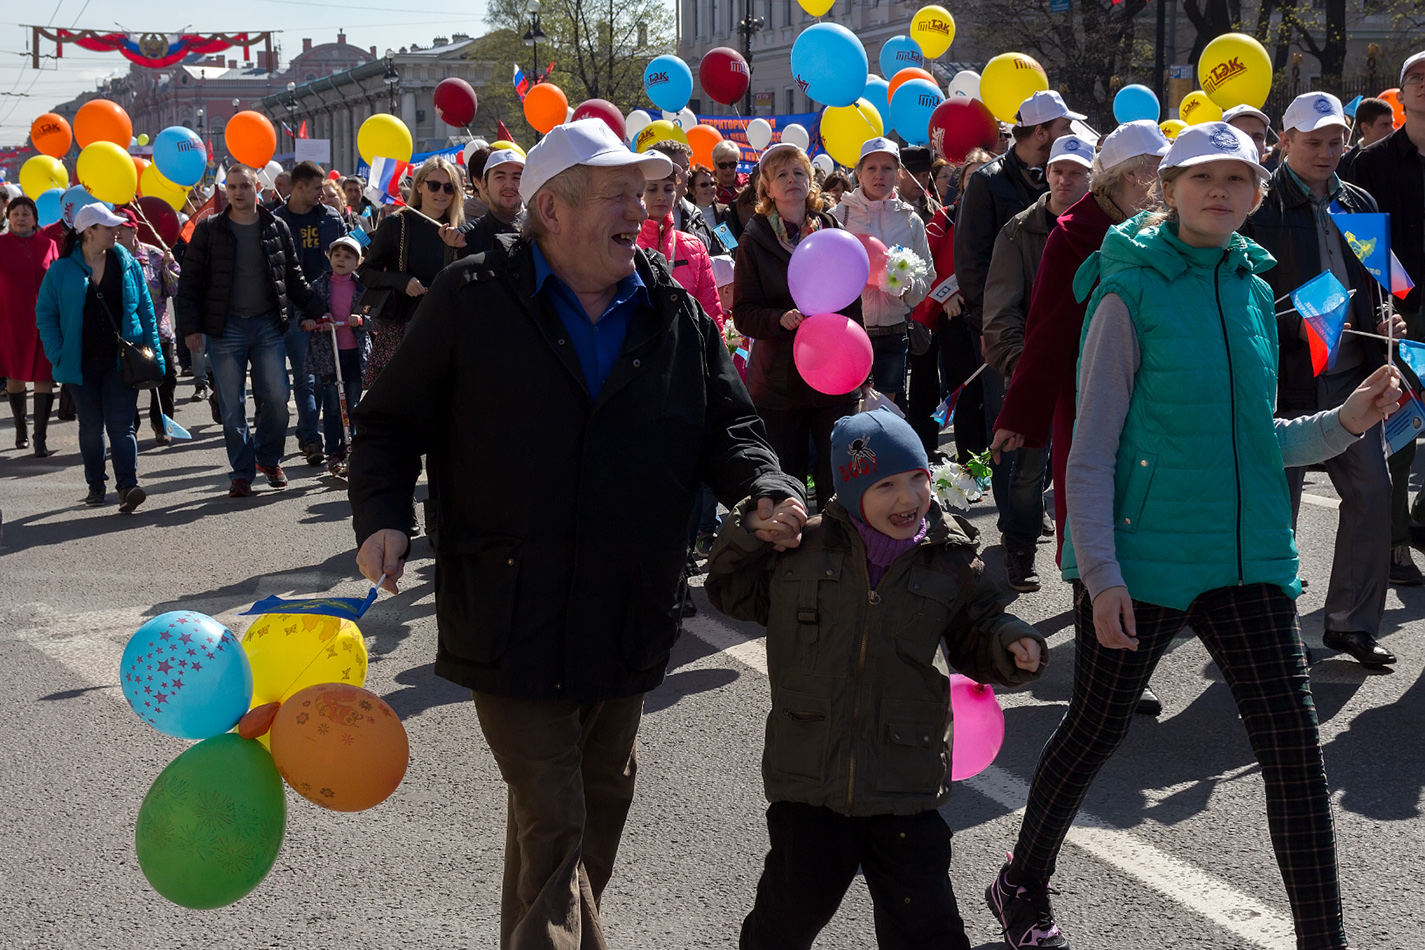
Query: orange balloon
[
  {"left": 132, "top": 155, "right": 149, "bottom": 185},
  {"left": 73, "top": 99, "right": 133, "bottom": 148},
  {"left": 269, "top": 683, "right": 408, "bottom": 812},
  {"left": 30, "top": 113, "right": 72, "bottom": 158},
  {"left": 225, "top": 110, "right": 277, "bottom": 169},
  {"left": 1381, "top": 88, "right": 1406, "bottom": 128},
  {"left": 523, "top": 83, "right": 569, "bottom": 135},
  {"left": 686, "top": 124, "right": 725, "bottom": 169},
  {"left": 888, "top": 67, "right": 939, "bottom": 104}
]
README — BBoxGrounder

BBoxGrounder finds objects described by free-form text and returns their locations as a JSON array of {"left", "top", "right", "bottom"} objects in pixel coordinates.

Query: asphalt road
[{"left": 2, "top": 393, "right": 1422, "bottom": 949}]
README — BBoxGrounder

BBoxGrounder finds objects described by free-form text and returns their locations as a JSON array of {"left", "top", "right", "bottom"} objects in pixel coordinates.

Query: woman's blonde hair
[
  {"left": 755, "top": 146, "right": 824, "bottom": 218},
  {"left": 1090, "top": 151, "right": 1160, "bottom": 199},
  {"left": 1140, "top": 163, "right": 1268, "bottom": 230},
  {"left": 409, "top": 156, "right": 465, "bottom": 226}
]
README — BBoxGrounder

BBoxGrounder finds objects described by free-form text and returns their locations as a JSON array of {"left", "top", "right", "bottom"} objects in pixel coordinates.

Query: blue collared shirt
[{"left": 531, "top": 242, "right": 648, "bottom": 397}]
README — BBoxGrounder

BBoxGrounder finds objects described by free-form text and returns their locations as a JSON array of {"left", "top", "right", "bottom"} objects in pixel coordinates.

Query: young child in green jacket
[{"left": 706, "top": 407, "right": 1046, "bottom": 950}]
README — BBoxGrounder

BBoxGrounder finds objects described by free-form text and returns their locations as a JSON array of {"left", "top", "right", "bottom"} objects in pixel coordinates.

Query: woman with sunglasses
[
  {"left": 358, "top": 156, "right": 463, "bottom": 386},
  {"left": 688, "top": 163, "right": 729, "bottom": 235},
  {"left": 712, "top": 140, "right": 749, "bottom": 205}
]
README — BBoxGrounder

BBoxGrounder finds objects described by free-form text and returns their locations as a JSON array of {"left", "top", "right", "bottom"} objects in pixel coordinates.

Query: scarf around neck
[{"left": 767, "top": 208, "right": 822, "bottom": 253}]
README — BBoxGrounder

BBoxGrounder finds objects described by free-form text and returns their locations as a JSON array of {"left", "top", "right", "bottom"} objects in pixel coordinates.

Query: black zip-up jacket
[
  {"left": 348, "top": 234, "right": 804, "bottom": 703},
  {"left": 1345, "top": 126, "right": 1425, "bottom": 319},
  {"left": 175, "top": 205, "right": 321, "bottom": 338},
  {"left": 1242, "top": 165, "right": 1383, "bottom": 416},
  {"left": 952, "top": 146, "right": 1048, "bottom": 335}
]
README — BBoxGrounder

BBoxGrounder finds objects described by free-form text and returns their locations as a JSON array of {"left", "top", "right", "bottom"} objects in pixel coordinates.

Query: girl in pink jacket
[{"left": 638, "top": 172, "right": 725, "bottom": 331}]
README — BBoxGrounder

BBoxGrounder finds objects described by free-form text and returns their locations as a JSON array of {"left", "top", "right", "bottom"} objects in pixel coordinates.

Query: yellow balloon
[
  {"left": 820, "top": 98, "right": 885, "bottom": 167},
  {"left": 140, "top": 164, "right": 188, "bottom": 211},
  {"left": 358, "top": 113, "right": 413, "bottom": 165},
  {"left": 489, "top": 139, "right": 526, "bottom": 157},
  {"left": 1198, "top": 32, "right": 1272, "bottom": 110},
  {"left": 980, "top": 52, "right": 1050, "bottom": 124},
  {"left": 1160, "top": 119, "right": 1188, "bottom": 140},
  {"left": 19, "top": 154, "right": 69, "bottom": 199},
  {"left": 1178, "top": 90, "right": 1223, "bottom": 125},
  {"left": 241, "top": 613, "right": 369, "bottom": 706},
  {"left": 76, "top": 141, "right": 137, "bottom": 204},
  {"left": 797, "top": 0, "right": 835, "bottom": 15},
  {"left": 910, "top": 5, "right": 956, "bottom": 60},
  {"left": 634, "top": 119, "right": 689, "bottom": 153}
]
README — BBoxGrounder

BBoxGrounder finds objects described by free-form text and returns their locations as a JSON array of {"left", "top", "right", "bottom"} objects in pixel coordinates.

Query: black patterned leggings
[{"left": 1011, "top": 582, "right": 1346, "bottom": 950}]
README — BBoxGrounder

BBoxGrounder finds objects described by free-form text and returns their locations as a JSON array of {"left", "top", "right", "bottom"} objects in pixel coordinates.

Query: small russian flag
[
  {"left": 513, "top": 63, "right": 530, "bottom": 102},
  {"left": 1289, "top": 271, "right": 1350, "bottom": 376},
  {"left": 932, "top": 385, "right": 963, "bottom": 430},
  {"left": 364, "top": 155, "right": 408, "bottom": 206}
]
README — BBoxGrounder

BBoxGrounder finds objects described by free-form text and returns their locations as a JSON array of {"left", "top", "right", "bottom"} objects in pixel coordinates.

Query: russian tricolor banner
[{"left": 364, "top": 156, "right": 408, "bottom": 206}]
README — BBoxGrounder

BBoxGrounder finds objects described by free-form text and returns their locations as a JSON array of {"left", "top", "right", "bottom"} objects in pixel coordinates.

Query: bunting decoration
[{"left": 28, "top": 27, "right": 275, "bottom": 70}]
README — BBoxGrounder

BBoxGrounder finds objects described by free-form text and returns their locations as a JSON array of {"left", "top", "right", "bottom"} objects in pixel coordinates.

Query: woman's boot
[
  {"left": 32, "top": 393, "right": 55, "bottom": 457},
  {"left": 8, "top": 392, "right": 27, "bottom": 450}
]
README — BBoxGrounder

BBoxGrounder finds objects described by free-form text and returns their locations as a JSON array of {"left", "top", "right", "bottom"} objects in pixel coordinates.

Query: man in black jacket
[
  {"left": 1243, "top": 91, "right": 1402, "bottom": 667},
  {"left": 176, "top": 164, "right": 323, "bottom": 497},
  {"left": 350, "top": 119, "right": 805, "bottom": 948},
  {"left": 444, "top": 147, "right": 524, "bottom": 259}
]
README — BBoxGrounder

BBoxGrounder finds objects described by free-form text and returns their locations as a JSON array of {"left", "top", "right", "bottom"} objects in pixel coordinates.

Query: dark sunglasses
[
  {"left": 716, "top": 161, "right": 738, "bottom": 169},
  {"left": 423, "top": 179, "right": 457, "bottom": 195}
]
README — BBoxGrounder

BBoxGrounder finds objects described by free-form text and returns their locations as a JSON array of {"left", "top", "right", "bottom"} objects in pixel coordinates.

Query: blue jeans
[
  {"left": 319, "top": 348, "right": 362, "bottom": 457},
  {"left": 869, "top": 327, "right": 909, "bottom": 397},
  {"left": 208, "top": 314, "right": 291, "bottom": 481},
  {"left": 74, "top": 355, "right": 140, "bottom": 493},
  {"left": 982, "top": 369, "right": 1048, "bottom": 552},
  {"left": 284, "top": 321, "right": 319, "bottom": 447}
]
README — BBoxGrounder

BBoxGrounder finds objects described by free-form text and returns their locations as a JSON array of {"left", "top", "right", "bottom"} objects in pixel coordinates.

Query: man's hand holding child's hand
[
  {"left": 749, "top": 497, "right": 808, "bottom": 551},
  {"left": 1009, "top": 637, "right": 1043, "bottom": 672}
]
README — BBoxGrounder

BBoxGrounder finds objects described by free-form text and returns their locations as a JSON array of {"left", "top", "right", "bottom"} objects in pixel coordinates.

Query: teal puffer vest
[{"left": 1060, "top": 214, "right": 1302, "bottom": 610}]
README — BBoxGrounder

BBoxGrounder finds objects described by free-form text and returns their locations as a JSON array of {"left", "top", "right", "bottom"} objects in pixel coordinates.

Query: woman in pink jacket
[{"left": 638, "top": 168, "right": 725, "bottom": 331}]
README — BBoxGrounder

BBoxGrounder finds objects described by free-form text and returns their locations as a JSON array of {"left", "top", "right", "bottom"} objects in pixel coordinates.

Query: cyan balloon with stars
[{"left": 120, "top": 611, "right": 254, "bottom": 740}]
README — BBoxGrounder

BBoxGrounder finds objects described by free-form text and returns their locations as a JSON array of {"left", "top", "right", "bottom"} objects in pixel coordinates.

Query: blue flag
[
  {"left": 932, "top": 384, "right": 963, "bottom": 429},
  {"left": 1399, "top": 339, "right": 1425, "bottom": 383},
  {"left": 1289, "top": 272, "right": 1350, "bottom": 375},
  {"left": 161, "top": 413, "right": 192, "bottom": 440},
  {"left": 1329, "top": 208, "right": 1394, "bottom": 292},
  {"left": 239, "top": 588, "right": 380, "bottom": 621},
  {"left": 1343, "top": 94, "right": 1363, "bottom": 118}
]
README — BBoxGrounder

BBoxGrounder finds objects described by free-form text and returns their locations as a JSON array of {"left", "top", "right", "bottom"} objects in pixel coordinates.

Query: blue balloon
[
  {"left": 1113, "top": 84, "right": 1161, "bottom": 124},
  {"left": 120, "top": 611, "right": 253, "bottom": 741},
  {"left": 790, "top": 23, "right": 868, "bottom": 108},
  {"left": 879, "top": 35, "right": 924, "bottom": 80},
  {"left": 643, "top": 55, "right": 693, "bottom": 114},
  {"left": 863, "top": 77, "right": 892, "bottom": 132},
  {"left": 153, "top": 126, "right": 207, "bottom": 188},
  {"left": 890, "top": 78, "right": 944, "bottom": 146},
  {"left": 60, "top": 185, "right": 106, "bottom": 228},
  {"left": 35, "top": 187, "right": 64, "bottom": 228}
]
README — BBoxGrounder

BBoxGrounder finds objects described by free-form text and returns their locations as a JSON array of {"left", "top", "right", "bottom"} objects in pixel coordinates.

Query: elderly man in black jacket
[
  {"left": 177, "top": 163, "right": 323, "bottom": 497},
  {"left": 350, "top": 118, "right": 806, "bottom": 949}
]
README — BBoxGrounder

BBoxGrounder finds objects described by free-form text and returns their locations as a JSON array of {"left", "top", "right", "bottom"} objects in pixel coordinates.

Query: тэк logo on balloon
[
  {"left": 920, "top": 18, "right": 952, "bottom": 35},
  {"left": 795, "top": 75, "right": 810, "bottom": 94},
  {"left": 646, "top": 71, "right": 668, "bottom": 86},
  {"left": 1203, "top": 57, "right": 1247, "bottom": 95}
]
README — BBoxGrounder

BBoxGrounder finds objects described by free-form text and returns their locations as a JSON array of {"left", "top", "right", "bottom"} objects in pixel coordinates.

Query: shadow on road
[
  {"left": 382, "top": 661, "right": 471, "bottom": 719},
  {"left": 1322, "top": 664, "right": 1425, "bottom": 820}
]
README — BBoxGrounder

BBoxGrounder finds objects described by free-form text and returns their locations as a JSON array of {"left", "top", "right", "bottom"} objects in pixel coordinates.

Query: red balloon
[
  {"left": 927, "top": 97, "right": 999, "bottom": 163},
  {"left": 571, "top": 99, "right": 626, "bottom": 140},
  {"left": 134, "top": 196, "right": 181, "bottom": 248},
  {"left": 699, "top": 47, "right": 751, "bottom": 107},
  {"left": 433, "top": 77, "right": 479, "bottom": 127},
  {"left": 327, "top": 169, "right": 341, "bottom": 180},
  {"left": 853, "top": 233, "right": 889, "bottom": 286}
]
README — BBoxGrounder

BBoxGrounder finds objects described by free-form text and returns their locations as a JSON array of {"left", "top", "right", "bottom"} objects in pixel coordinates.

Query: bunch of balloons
[
  {"left": 119, "top": 608, "right": 408, "bottom": 909},
  {"left": 787, "top": 230, "right": 874, "bottom": 394}
]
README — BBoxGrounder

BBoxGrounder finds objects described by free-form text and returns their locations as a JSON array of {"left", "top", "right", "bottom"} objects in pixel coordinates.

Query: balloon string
[{"left": 129, "top": 200, "right": 173, "bottom": 252}]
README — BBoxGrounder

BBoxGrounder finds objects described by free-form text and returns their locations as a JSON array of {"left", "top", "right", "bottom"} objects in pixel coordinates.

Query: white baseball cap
[
  {"left": 1402, "top": 50, "right": 1425, "bottom": 85},
  {"left": 1097, "top": 120, "right": 1170, "bottom": 171},
  {"left": 758, "top": 141, "right": 805, "bottom": 170},
  {"left": 519, "top": 118, "right": 673, "bottom": 204},
  {"left": 2, "top": 182, "right": 21, "bottom": 200},
  {"left": 328, "top": 234, "right": 364, "bottom": 259},
  {"left": 858, "top": 137, "right": 900, "bottom": 163},
  {"left": 1222, "top": 104, "right": 1272, "bottom": 129},
  {"left": 709, "top": 254, "right": 735, "bottom": 288},
  {"left": 73, "top": 203, "right": 126, "bottom": 232},
  {"left": 484, "top": 148, "right": 525, "bottom": 176},
  {"left": 1281, "top": 92, "right": 1349, "bottom": 134},
  {"left": 1161, "top": 122, "right": 1271, "bottom": 181},
  {"left": 1048, "top": 134, "right": 1096, "bottom": 168},
  {"left": 1016, "top": 90, "right": 1086, "bottom": 127}
]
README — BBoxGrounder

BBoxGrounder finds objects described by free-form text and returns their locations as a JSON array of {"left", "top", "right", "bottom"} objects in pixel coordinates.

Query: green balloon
[
  {"left": 135, "top": 733, "right": 287, "bottom": 909},
  {"left": 137, "top": 133, "right": 150, "bottom": 146}
]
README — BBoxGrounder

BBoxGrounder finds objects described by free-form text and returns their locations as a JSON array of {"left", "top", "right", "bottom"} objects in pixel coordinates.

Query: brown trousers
[{"left": 473, "top": 691, "right": 644, "bottom": 950}]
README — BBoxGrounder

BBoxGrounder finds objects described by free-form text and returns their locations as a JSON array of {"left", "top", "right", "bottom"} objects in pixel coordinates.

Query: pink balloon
[
  {"left": 793, "top": 314, "right": 873, "bottom": 395},
  {"left": 949, "top": 674, "right": 1005, "bottom": 781},
  {"left": 853, "top": 233, "right": 888, "bottom": 288},
  {"left": 787, "top": 229, "right": 870, "bottom": 315}
]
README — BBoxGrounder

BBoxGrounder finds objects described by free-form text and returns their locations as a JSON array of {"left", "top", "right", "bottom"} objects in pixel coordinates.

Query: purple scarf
[{"left": 854, "top": 516, "right": 929, "bottom": 588}]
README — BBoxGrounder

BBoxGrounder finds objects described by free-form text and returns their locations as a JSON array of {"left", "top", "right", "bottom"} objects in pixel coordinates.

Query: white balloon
[
  {"left": 746, "top": 118, "right": 773, "bottom": 150},
  {"left": 948, "top": 69, "right": 981, "bottom": 100},
  {"left": 626, "top": 109, "right": 653, "bottom": 142},
  {"left": 812, "top": 153, "right": 834, "bottom": 174},
  {"left": 781, "top": 123, "right": 810, "bottom": 150},
  {"left": 678, "top": 107, "right": 697, "bottom": 130}
]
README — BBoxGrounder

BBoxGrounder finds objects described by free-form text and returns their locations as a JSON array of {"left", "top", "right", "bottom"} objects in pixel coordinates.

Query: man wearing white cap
[
  {"left": 1243, "top": 92, "right": 1407, "bottom": 663},
  {"left": 980, "top": 133, "right": 1094, "bottom": 592},
  {"left": 1348, "top": 49, "right": 1425, "bottom": 568},
  {"left": 350, "top": 118, "right": 806, "bottom": 948},
  {"left": 1223, "top": 103, "right": 1273, "bottom": 161},
  {"left": 447, "top": 146, "right": 525, "bottom": 260}
]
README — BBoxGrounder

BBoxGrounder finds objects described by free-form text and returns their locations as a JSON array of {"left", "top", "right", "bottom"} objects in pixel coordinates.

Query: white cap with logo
[
  {"left": 1016, "top": 90, "right": 1087, "bottom": 127},
  {"left": 519, "top": 118, "right": 673, "bottom": 204},
  {"left": 858, "top": 137, "right": 901, "bottom": 163},
  {"left": 484, "top": 148, "right": 526, "bottom": 176},
  {"left": 1281, "top": 92, "right": 1349, "bottom": 134},
  {"left": 72, "top": 203, "right": 126, "bottom": 232},
  {"left": 1402, "top": 50, "right": 1425, "bottom": 85},
  {"left": 1048, "top": 134, "right": 1096, "bottom": 168},
  {"left": 1097, "top": 120, "right": 1171, "bottom": 170},
  {"left": 1160, "top": 122, "right": 1271, "bottom": 181}
]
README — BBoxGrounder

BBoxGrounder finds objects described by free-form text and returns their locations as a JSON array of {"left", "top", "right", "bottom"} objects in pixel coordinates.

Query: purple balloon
[{"left": 787, "top": 229, "right": 870, "bottom": 315}]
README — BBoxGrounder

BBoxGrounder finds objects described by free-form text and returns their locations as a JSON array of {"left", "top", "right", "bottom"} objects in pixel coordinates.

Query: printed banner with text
[{"left": 696, "top": 113, "right": 825, "bottom": 170}]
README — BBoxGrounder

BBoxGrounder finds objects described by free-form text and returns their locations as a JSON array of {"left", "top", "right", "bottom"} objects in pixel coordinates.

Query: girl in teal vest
[{"left": 984, "top": 123, "right": 1401, "bottom": 950}]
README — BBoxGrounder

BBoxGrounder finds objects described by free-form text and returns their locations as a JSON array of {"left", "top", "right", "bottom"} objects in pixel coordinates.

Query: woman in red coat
[
  {"left": 637, "top": 170, "right": 725, "bottom": 331},
  {"left": 0, "top": 196, "right": 61, "bottom": 455}
]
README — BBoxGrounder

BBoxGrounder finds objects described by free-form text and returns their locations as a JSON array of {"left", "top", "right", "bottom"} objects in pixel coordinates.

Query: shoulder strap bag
[
  {"left": 94, "top": 275, "right": 164, "bottom": 390},
  {"left": 353, "top": 210, "right": 407, "bottom": 321}
]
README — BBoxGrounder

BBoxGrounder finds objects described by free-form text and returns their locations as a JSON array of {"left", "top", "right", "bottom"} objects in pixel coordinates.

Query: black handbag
[
  {"left": 95, "top": 289, "right": 164, "bottom": 390},
  {"left": 352, "top": 210, "right": 407, "bottom": 321}
]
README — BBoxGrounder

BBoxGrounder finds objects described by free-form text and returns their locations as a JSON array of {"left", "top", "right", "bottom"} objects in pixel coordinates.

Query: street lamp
[
  {"left": 195, "top": 108, "right": 205, "bottom": 133},
  {"left": 383, "top": 50, "right": 399, "bottom": 113},
  {"left": 285, "top": 81, "right": 298, "bottom": 146},
  {"left": 523, "top": 0, "right": 546, "bottom": 84},
  {"left": 738, "top": 0, "right": 765, "bottom": 116}
]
